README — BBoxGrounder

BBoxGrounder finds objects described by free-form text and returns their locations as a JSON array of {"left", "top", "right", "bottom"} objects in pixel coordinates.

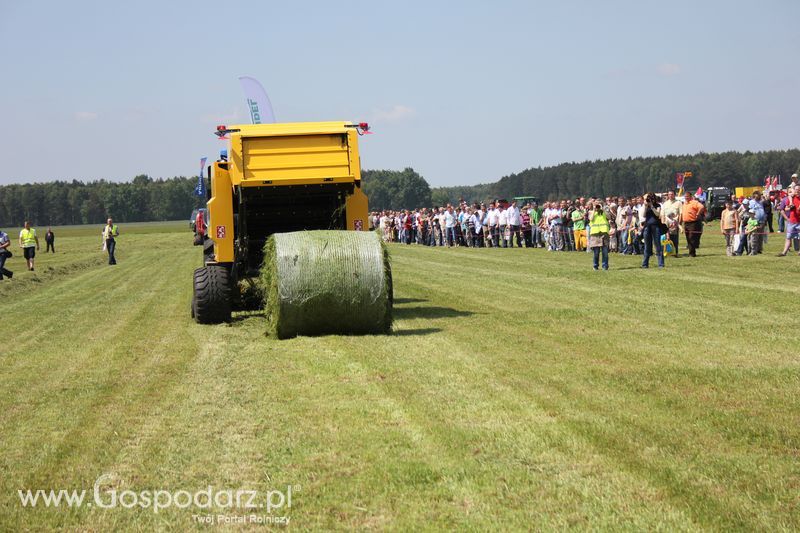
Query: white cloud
[
  {"left": 123, "top": 105, "right": 156, "bottom": 122},
  {"left": 74, "top": 111, "right": 98, "bottom": 121},
  {"left": 371, "top": 104, "right": 416, "bottom": 122},
  {"left": 657, "top": 63, "right": 681, "bottom": 76}
]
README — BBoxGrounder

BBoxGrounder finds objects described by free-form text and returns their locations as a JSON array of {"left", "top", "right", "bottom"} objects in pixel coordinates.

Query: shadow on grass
[
  {"left": 392, "top": 306, "right": 475, "bottom": 320},
  {"left": 392, "top": 328, "right": 442, "bottom": 336},
  {"left": 394, "top": 297, "right": 428, "bottom": 304}
]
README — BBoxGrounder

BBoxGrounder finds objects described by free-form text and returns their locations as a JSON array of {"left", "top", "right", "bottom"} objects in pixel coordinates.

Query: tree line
[
  {"left": 2, "top": 149, "right": 798, "bottom": 226},
  {"left": 0, "top": 175, "right": 204, "bottom": 227},
  {"left": 431, "top": 149, "right": 800, "bottom": 206}
]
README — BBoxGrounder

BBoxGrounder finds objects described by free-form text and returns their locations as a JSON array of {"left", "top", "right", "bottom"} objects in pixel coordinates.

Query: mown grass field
[{"left": 1, "top": 221, "right": 799, "bottom": 531}]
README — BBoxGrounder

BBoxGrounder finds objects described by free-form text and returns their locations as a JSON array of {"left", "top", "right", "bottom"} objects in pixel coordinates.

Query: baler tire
[{"left": 193, "top": 266, "right": 232, "bottom": 324}]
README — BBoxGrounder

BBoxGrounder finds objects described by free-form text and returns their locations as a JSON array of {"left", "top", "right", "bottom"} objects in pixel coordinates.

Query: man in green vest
[
  {"left": 19, "top": 221, "right": 40, "bottom": 271},
  {"left": 103, "top": 218, "right": 119, "bottom": 265},
  {"left": 529, "top": 202, "right": 544, "bottom": 247}
]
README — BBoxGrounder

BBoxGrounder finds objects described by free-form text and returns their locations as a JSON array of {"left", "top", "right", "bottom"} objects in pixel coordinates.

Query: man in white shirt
[
  {"left": 497, "top": 205, "right": 508, "bottom": 248},
  {"left": 444, "top": 206, "right": 456, "bottom": 247},
  {"left": 436, "top": 207, "right": 447, "bottom": 246},
  {"left": 547, "top": 202, "right": 564, "bottom": 251},
  {"left": 506, "top": 201, "right": 522, "bottom": 247},
  {"left": 486, "top": 203, "right": 499, "bottom": 247},
  {"left": 469, "top": 209, "right": 483, "bottom": 247},
  {"left": 660, "top": 189, "right": 682, "bottom": 256}
]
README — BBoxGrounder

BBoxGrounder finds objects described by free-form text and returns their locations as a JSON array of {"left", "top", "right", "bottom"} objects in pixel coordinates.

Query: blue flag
[{"left": 195, "top": 157, "right": 207, "bottom": 197}]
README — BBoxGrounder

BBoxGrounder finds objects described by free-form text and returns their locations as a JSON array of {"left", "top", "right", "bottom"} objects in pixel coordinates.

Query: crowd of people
[
  {"left": 370, "top": 173, "right": 800, "bottom": 269},
  {"left": 0, "top": 219, "right": 120, "bottom": 281}
]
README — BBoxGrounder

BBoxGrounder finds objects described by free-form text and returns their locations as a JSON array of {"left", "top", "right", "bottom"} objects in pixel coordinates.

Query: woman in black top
[{"left": 641, "top": 192, "right": 664, "bottom": 268}]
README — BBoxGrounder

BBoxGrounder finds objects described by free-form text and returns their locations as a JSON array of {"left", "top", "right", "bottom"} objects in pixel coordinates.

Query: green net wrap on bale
[{"left": 261, "top": 231, "right": 393, "bottom": 339}]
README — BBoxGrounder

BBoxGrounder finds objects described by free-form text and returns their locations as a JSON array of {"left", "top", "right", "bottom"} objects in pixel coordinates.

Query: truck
[
  {"left": 703, "top": 186, "right": 732, "bottom": 221},
  {"left": 191, "top": 121, "right": 383, "bottom": 326}
]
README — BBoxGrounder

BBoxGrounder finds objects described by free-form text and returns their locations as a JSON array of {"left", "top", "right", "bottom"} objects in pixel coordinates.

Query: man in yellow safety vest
[
  {"left": 19, "top": 221, "right": 40, "bottom": 271},
  {"left": 102, "top": 218, "right": 119, "bottom": 265}
]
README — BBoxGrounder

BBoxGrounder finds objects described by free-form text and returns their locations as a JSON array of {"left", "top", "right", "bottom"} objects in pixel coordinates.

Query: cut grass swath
[{"left": 261, "top": 230, "right": 393, "bottom": 339}]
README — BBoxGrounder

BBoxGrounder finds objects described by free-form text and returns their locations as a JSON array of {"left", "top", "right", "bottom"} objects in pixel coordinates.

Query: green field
[{"left": 1, "top": 222, "right": 799, "bottom": 530}]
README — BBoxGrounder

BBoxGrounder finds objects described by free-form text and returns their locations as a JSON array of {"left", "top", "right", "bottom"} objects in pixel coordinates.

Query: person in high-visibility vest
[
  {"left": 18, "top": 221, "right": 40, "bottom": 271},
  {"left": 102, "top": 218, "right": 119, "bottom": 265},
  {"left": 588, "top": 202, "right": 610, "bottom": 271}
]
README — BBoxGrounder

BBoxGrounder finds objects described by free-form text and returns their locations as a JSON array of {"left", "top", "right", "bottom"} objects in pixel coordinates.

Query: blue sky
[{"left": 0, "top": 0, "right": 797, "bottom": 186}]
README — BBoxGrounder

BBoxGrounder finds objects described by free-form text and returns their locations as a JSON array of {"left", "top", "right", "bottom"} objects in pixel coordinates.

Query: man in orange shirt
[{"left": 680, "top": 192, "right": 706, "bottom": 257}]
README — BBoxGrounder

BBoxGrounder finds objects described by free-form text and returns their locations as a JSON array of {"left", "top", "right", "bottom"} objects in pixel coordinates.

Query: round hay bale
[{"left": 261, "top": 231, "right": 392, "bottom": 339}]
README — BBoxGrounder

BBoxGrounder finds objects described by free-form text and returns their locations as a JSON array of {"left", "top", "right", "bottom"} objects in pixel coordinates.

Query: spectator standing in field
[
  {"left": 497, "top": 204, "right": 509, "bottom": 248},
  {"left": 720, "top": 201, "right": 739, "bottom": 256},
  {"left": 606, "top": 199, "right": 618, "bottom": 252},
  {"left": 777, "top": 186, "right": 800, "bottom": 256},
  {"left": 0, "top": 229, "right": 13, "bottom": 279},
  {"left": 641, "top": 192, "right": 664, "bottom": 268},
  {"left": 469, "top": 207, "right": 484, "bottom": 247},
  {"left": 571, "top": 203, "right": 587, "bottom": 251},
  {"left": 45, "top": 227, "right": 55, "bottom": 253},
  {"left": 616, "top": 198, "right": 636, "bottom": 254},
  {"left": 529, "top": 202, "right": 544, "bottom": 247},
  {"left": 588, "top": 202, "right": 610, "bottom": 270},
  {"left": 763, "top": 193, "right": 774, "bottom": 233},
  {"left": 379, "top": 212, "right": 391, "bottom": 242},
  {"left": 103, "top": 218, "right": 119, "bottom": 265},
  {"left": 486, "top": 203, "right": 499, "bottom": 248},
  {"left": 776, "top": 191, "right": 786, "bottom": 233},
  {"left": 744, "top": 208, "right": 761, "bottom": 254},
  {"left": 444, "top": 206, "right": 456, "bottom": 247},
  {"left": 734, "top": 201, "right": 751, "bottom": 256},
  {"left": 520, "top": 205, "right": 532, "bottom": 247},
  {"left": 681, "top": 192, "right": 706, "bottom": 257},
  {"left": 19, "top": 221, "right": 39, "bottom": 271},
  {"left": 547, "top": 202, "right": 564, "bottom": 251},
  {"left": 748, "top": 192, "right": 766, "bottom": 255},
  {"left": 507, "top": 201, "right": 522, "bottom": 248},
  {"left": 661, "top": 190, "right": 682, "bottom": 257}
]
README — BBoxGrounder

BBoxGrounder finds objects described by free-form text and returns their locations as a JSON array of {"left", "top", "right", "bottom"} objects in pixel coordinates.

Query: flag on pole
[
  {"left": 238, "top": 76, "right": 276, "bottom": 124},
  {"left": 676, "top": 172, "right": 685, "bottom": 194},
  {"left": 195, "top": 157, "right": 207, "bottom": 197}
]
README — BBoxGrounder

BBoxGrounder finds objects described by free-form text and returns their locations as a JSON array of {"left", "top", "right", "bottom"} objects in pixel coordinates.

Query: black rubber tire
[{"left": 193, "top": 266, "right": 232, "bottom": 324}]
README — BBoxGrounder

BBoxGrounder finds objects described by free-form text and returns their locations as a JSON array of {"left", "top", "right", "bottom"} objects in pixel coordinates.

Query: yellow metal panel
[
  {"left": 228, "top": 121, "right": 360, "bottom": 186},
  {"left": 346, "top": 186, "right": 369, "bottom": 231},
  {"left": 229, "top": 135, "right": 244, "bottom": 185},
  {"left": 207, "top": 163, "right": 235, "bottom": 263},
  {"left": 347, "top": 129, "right": 361, "bottom": 184},
  {"left": 239, "top": 176, "right": 357, "bottom": 187},
  {"left": 242, "top": 134, "right": 350, "bottom": 181}
]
